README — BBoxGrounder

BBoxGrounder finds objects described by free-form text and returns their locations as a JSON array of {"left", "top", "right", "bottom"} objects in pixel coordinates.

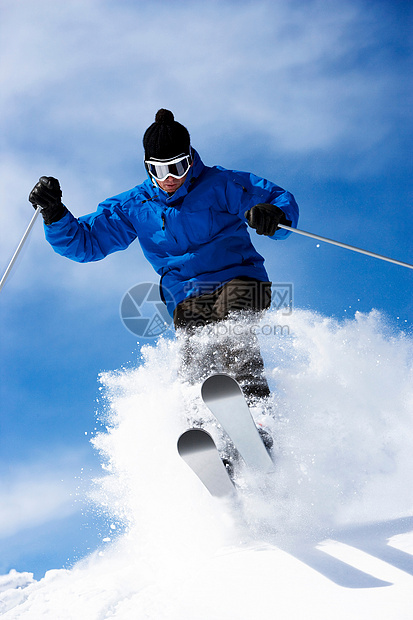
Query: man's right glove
[
  {"left": 244, "top": 203, "right": 289, "bottom": 236},
  {"left": 29, "top": 176, "right": 67, "bottom": 225}
]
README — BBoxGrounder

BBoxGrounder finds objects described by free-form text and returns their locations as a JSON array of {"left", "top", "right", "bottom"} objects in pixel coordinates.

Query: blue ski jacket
[{"left": 45, "top": 149, "right": 299, "bottom": 316}]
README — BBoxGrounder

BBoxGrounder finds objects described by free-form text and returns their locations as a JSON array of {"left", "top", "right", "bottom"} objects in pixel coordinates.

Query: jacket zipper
[{"left": 161, "top": 211, "right": 178, "bottom": 243}]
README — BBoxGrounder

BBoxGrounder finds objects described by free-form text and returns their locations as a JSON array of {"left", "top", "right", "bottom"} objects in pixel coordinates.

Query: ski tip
[
  {"left": 201, "top": 373, "right": 241, "bottom": 401},
  {"left": 177, "top": 428, "right": 215, "bottom": 456}
]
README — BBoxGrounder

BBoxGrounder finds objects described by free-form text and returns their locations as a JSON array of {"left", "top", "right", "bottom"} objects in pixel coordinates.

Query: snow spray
[{"left": 92, "top": 308, "right": 413, "bottom": 545}]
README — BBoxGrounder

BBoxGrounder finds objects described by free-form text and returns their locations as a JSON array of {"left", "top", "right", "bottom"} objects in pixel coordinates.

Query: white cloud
[
  {"left": 0, "top": 451, "right": 89, "bottom": 538},
  {"left": 1, "top": 0, "right": 406, "bottom": 154},
  {"left": 0, "top": 0, "right": 409, "bottom": 296}
]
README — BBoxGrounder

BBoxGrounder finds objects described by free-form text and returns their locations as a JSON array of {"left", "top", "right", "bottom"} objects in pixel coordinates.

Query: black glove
[
  {"left": 29, "top": 176, "right": 67, "bottom": 225},
  {"left": 244, "top": 203, "right": 289, "bottom": 236}
]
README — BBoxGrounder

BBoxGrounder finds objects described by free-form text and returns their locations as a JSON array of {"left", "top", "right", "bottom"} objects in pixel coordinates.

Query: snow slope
[{"left": 1, "top": 309, "right": 412, "bottom": 619}]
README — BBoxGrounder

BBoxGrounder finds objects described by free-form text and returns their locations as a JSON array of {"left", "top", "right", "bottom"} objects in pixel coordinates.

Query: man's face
[
  {"left": 146, "top": 154, "right": 193, "bottom": 195},
  {"left": 156, "top": 171, "right": 190, "bottom": 194}
]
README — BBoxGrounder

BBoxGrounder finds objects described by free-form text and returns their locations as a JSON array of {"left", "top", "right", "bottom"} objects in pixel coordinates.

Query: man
[{"left": 29, "top": 109, "right": 299, "bottom": 403}]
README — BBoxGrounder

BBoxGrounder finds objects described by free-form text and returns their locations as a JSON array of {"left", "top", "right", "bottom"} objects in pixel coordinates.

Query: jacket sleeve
[
  {"left": 44, "top": 201, "right": 138, "bottom": 262},
  {"left": 226, "top": 170, "right": 299, "bottom": 240}
]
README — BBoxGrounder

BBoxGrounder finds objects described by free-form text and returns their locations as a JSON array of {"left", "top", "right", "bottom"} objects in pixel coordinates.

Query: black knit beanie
[{"left": 143, "top": 109, "right": 191, "bottom": 161}]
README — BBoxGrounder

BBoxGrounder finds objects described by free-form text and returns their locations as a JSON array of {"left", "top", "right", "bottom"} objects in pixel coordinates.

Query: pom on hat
[
  {"left": 143, "top": 109, "right": 190, "bottom": 161},
  {"left": 155, "top": 109, "right": 175, "bottom": 124}
]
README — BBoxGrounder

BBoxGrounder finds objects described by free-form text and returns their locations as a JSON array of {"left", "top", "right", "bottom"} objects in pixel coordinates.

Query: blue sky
[{"left": 0, "top": 0, "right": 412, "bottom": 578}]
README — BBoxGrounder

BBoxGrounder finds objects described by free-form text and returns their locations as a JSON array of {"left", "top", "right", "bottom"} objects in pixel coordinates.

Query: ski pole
[
  {"left": 0, "top": 207, "right": 42, "bottom": 293},
  {"left": 278, "top": 223, "right": 413, "bottom": 270}
]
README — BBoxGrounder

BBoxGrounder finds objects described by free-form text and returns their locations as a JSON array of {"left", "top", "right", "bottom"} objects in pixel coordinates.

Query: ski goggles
[{"left": 145, "top": 153, "right": 192, "bottom": 182}]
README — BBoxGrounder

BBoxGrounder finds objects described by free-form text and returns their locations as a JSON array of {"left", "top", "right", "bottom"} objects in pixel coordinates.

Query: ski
[
  {"left": 201, "top": 373, "right": 274, "bottom": 474},
  {"left": 177, "top": 428, "right": 235, "bottom": 497}
]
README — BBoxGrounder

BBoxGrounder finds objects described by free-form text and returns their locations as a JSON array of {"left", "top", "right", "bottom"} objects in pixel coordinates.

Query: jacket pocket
[{"left": 180, "top": 205, "right": 213, "bottom": 246}]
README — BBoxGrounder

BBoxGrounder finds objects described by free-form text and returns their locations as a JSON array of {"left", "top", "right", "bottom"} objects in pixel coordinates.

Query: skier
[{"left": 29, "top": 109, "right": 299, "bottom": 403}]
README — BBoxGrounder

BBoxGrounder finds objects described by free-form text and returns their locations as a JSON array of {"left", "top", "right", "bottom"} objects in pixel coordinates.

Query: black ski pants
[{"left": 173, "top": 277, "right": 272, "bottom": 402}]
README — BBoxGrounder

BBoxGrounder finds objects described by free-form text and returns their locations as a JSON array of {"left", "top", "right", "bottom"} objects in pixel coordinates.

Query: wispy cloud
[
  {"left": 2, "top": 0, "right": 407, "bottom": 155},
  {"left": 0, "top": 0, "right": 410, "bottom": 294},
  {"left": 0, "top": 451, "right": 89, "bottom": 539}
]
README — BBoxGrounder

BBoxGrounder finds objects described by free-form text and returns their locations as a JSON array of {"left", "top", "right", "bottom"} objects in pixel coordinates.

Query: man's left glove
[
  {"left": 29, "top": 176, "right": 67, "bottom": 225},
  {"left": 245, "top": 203, "right": 288, "bottom": 236}
]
